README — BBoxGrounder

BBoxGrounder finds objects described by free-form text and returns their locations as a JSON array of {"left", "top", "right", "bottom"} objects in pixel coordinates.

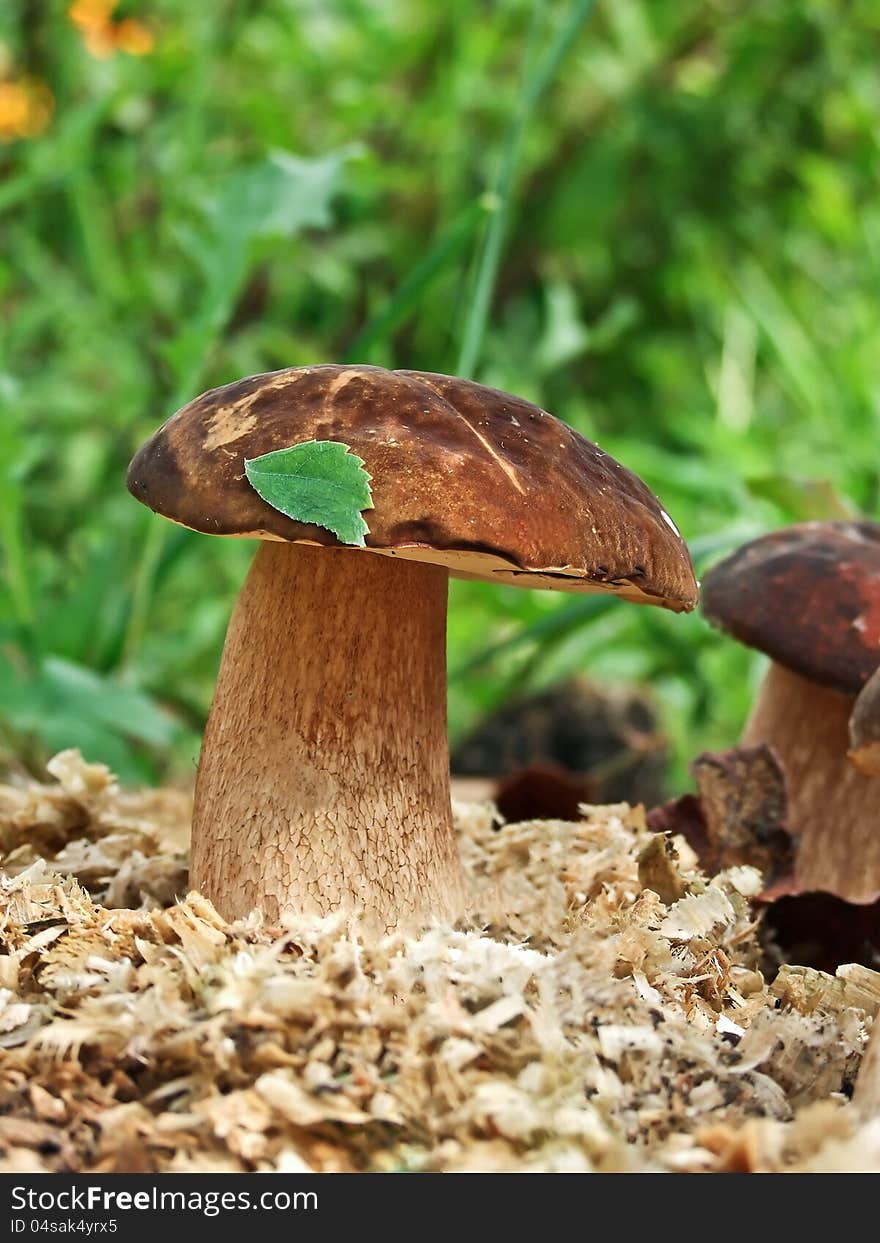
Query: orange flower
[
  {"left": 0, "top": 77, "right": 54, "bottom": 141},
  {"left": 68, "top": 1, "right": 155, "bottom": 58},
  {"left": 68, "top": 0, "right": 116, "bottom": 30},
  {"left": 114, "top": 18, "right": 154, "bottom": 57}
]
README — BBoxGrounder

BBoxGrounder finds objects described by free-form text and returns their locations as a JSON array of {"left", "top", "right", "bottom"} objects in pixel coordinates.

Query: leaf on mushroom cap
[
  {"left": 701, "top": 521, "right": 880, "bottom": 694},
  {"left": 126, "top": 364, "right": 697, "bottom": 610},
  {"left": 244, "top": 441, "right": 374, "bottom": 548}
]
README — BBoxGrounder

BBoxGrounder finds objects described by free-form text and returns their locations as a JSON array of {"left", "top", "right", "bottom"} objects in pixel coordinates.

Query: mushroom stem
[
  {"left": 743, "top": 661, "right": 880, "bottom": 903},
  {"left": 849, "top": 665, "right": 880, "bottom": 776},
  {"left": 191, "top": 541, "right": 464, "bottom": 926}
]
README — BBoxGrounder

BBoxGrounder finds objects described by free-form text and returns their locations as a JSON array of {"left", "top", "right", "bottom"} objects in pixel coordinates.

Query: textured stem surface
[
  {"left": 191, "top": 542, "right": 463, "bottom": 926},
  {"left": 744, "top": 661, "right": 880, "bottom": 902}
]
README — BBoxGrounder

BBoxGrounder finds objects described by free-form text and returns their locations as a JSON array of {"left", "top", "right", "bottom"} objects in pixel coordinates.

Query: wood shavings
[
  {"left": 771, "top": 962, "right": 880, "bottom": 1018},
  {"left": 0, "top": 749, "right": 190, "bottom": 902},
  {"left": 648, "top": 744, "right": 794, "bottom": 886},
  {"left": 659, "top": 886, "right": 737, "bottom": 940},
  {"left": 0, "top": 751, "right": 877, "bottom": 1172},
  {"left": 637, "top": 834, "right": 689, "bottom": 906}
]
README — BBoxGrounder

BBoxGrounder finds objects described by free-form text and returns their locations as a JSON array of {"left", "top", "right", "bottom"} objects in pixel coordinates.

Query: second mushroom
[{"left": 702, "top": 521, "right": 880, "bottom": 904}]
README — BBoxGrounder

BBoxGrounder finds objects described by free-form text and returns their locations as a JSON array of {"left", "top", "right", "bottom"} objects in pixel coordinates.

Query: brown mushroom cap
[
  {"left": 702, "top": 522, "right": 880, "bottom": 693},
  {"left": 127, "top": 364, "right": 697, "bottom": 609}
]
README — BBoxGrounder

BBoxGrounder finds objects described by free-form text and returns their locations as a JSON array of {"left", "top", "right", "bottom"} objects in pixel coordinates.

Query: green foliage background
[{"left": 1, "top": 0, "right": 878, "bottom": 786}]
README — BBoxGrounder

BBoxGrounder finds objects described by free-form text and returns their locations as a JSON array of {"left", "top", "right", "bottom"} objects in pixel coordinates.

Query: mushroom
[
  {"left": 849, "top": 664, "right": 880, "bottom": 776},
  {"left": 701, "top": 521, "right": 880, "bottom": 903},
  {"left": 127, "top": 364, "right": 697, "bottom": 926}
]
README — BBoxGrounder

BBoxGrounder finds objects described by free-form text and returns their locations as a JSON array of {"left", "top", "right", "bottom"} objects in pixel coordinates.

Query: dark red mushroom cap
[
  {"left": 702, "top": 521, "right": 880, "bottom": 693},
  {"left": 126, "top": 364, "right": 697, "bottom": 610}
]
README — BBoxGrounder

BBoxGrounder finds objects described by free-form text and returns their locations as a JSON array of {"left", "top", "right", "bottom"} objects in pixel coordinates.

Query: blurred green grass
[{"left": 1, "top": 0, "right": 878, "bottom": 787}]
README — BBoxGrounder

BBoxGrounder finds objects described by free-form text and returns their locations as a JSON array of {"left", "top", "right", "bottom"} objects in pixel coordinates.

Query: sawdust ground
[{"left": 1, "top": 750, "right": 879, "bottom": 1174}]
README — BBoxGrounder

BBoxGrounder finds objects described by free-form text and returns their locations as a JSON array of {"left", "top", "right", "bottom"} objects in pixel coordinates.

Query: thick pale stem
[
  {"left": 191, "top": 542, "right": 464, "bottom": 926},
  {"left": 743, "top": 661, "right": 880, "bottom": 902}
]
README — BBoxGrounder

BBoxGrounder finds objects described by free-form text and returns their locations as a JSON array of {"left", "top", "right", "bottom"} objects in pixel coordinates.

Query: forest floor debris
[{"left": 0, "top": 750, "right": 878, "bottom": 1173}]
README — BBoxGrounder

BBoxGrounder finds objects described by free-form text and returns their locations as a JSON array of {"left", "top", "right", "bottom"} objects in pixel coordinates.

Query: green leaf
[
  {"left": 244, "top": 441, "right": 374, "bottom": 547},
  {"left": 0, "top": 652, "right": 181, "bottom": 783},
  {"left": 209, "top": 148, "right": 359, "bottom": 246},
  {"left": 162, "top": 147, "right": 356, "bottom": 403}
]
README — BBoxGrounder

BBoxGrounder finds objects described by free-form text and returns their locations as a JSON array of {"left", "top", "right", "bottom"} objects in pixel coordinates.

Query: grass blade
[
  {"left": 346, "top": 200, "right": 486, "bottom": 360},
  {"left": 457, "top": 0, "right": 598, "bottom": 377}
]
